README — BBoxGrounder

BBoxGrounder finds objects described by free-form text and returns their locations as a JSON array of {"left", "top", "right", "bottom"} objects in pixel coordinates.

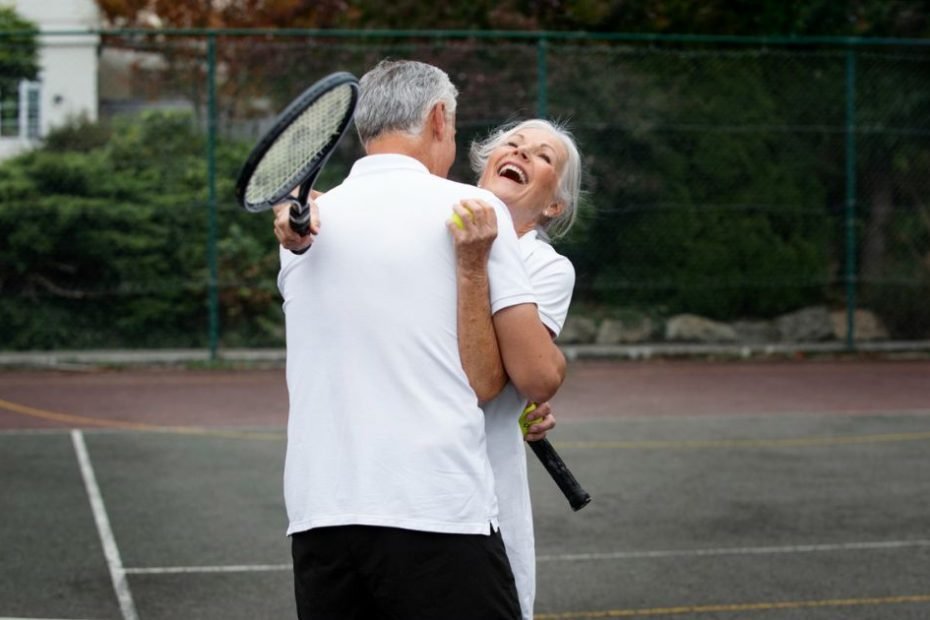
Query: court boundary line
[
  {"left": 0, "top": 397, "right": 283, "bottom": 440},
  {"left": 0, "top": 617, "right": 101, "bottom": 620},
  {"left": 537, "top": 538, "right": 930, "bottom": 562},
  {"left": 116, "top": 538, "right": 930, "bottom": 575},
  {"left": 125, "top": 564, "right": 291, "bottom": 575},
  {"left": 533, "top": 593, "right": 930, "bottom": 618},
  {"left": 555, "top": 430, "right": 930, "bottom": 450},
  {"left": 4, "top": 397, "right": 930, "bottom": 450},
  {"left": 71, "top": 430, "right": 139, "bottom": 620},
  {"left": 558, "top": 408, "right": 930, "bottom": 423}
]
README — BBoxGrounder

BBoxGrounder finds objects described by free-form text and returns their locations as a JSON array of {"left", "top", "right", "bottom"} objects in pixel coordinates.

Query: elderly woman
[
  {"left": 450, "top": 119, "right": 582, "bottom": 620},
  {"left": 273, "top": 118, "right": 582, "bottom": 620}
]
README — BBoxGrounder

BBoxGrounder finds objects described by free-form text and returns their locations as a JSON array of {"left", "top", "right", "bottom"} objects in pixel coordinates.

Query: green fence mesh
[{"left": 1, "top": 31, "right": 928, "bottom": 353}]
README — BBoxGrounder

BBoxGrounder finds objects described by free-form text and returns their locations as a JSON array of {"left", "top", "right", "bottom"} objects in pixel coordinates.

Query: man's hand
[
  {"left": 521, "top": 401, "right": 557, "bottom": 442},
  {"left": 273, "top": 197, "right": 320, "bottom": 253}
]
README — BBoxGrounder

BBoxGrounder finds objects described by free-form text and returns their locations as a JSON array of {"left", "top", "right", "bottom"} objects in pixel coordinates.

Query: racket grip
[
  {"left": 529, "top": 438, "right": 592, "bottom": 511},
  {"left": 289, "top": 202, "right": 312, "bottom": 255}
]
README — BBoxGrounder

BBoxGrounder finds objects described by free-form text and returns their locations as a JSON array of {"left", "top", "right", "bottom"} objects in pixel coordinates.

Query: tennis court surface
[{"left": 2, "top": 358, "right": 929, "bottom": 619}]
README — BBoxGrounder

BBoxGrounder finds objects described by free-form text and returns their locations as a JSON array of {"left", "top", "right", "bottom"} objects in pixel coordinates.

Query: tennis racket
[
  {"left": 235, "top": 71, "right": 359, "bottom": 253},
  {"left": 522, "top": 403, "right": 592, "bottom": 511}
]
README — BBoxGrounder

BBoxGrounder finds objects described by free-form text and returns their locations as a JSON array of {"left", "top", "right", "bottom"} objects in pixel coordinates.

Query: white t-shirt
[
  {"left": 484, "top": 229, "right": 575, "bottom": 620},
  {"left": 277, "top": 154, "right": 536, "bottom": 537}
]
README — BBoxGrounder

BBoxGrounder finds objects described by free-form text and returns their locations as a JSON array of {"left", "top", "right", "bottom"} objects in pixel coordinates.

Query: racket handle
[
  {"left": 289, "top": 201, "right": 312, "bottom": 255},
  {"left": 529, "top": 438, "right": 592, "bottom": 511}
]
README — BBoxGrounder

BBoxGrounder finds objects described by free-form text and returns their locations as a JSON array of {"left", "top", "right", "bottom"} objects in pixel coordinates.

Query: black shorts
[{"left": 291, "top": 524, "right": 520, "bottom": 620}]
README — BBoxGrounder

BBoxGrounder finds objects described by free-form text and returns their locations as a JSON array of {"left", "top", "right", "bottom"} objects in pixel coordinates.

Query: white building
[{"left": 0, "top": 0, "right": 100, "bottom": 159}]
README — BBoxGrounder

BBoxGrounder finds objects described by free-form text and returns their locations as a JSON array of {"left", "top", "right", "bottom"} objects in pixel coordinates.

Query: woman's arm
[
  {"left": 450, "top": 199, "right": 569, "bottom": 405},
  {"left": 449, "top": 200, "right": 508, "bottom": 403}
]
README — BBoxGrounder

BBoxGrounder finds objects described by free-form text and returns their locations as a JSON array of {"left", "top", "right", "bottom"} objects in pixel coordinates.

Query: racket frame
[{"left": 235, "top": 71, "right": 359, "bottom": 215}]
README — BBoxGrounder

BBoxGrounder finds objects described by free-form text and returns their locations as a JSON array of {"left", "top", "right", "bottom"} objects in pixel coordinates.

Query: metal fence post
[
  {"left": 844, "top": 48, "right": 858, "bottom": 351},
  {"left": 206, "top": 33, "right": 219, "bottom": 360},
  {"left": 536, "top": 36, "right": 548, "bottom": 118}
]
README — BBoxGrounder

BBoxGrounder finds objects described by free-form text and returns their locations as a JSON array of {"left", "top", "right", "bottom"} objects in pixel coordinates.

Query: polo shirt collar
[
  {"left": 520, "top": 228, "right": 540, "bottom": 245},
  {"left": 518, "top": 227, "right": 540, "bottom": 259},
  {"left": 348, "top": 154, "right": 430, "bottom": 179}
]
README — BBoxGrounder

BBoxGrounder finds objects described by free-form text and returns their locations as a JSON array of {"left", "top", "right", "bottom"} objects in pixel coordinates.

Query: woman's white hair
[
  {"left": 469, "top": 119, "right": 582, "bottom": 239},
  {"left": 355, "top": 59, "right": 458, "bottom": 146}
]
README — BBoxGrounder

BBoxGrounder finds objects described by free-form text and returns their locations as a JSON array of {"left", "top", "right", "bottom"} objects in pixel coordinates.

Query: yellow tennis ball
[
  {"left": 451, "top": 211, "right": 465, "bottom": 230},
  {"left": 519, "top": 402, "right": 538, "bottom": 436}
]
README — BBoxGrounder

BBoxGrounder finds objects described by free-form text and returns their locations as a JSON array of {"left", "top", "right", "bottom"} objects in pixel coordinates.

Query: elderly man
[{"left": 277, "top": 59, "right": 565, "bottom": 619}]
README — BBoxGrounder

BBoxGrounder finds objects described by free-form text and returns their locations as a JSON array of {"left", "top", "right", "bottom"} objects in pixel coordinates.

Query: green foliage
[
  {"left": 0, "top": 112, "right": 267, "bottom": 350},
  {"left": 0, "top": 7, "right": 39, "bottom": 94},
  {"left": 6, "top": 12, "right": 930, "bottom": 347},
  {"left": 552, "top": 48, "right": 836, "bottom": 319},
  {"left": 92, "top": 0, "right": 930, "bottom": 37},
  {"left": 44, "top": 115, "right": 113, "bottom": 152}
]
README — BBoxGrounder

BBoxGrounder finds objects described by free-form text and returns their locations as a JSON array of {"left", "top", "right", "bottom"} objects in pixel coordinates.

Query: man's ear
[{"left": 429, "top": 102, "right": 447, "bottom": 139}]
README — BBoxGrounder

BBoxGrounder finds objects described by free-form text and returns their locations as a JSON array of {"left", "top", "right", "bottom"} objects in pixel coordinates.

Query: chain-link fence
[{"left": 1, "top": 30, "right": 928, "bottom": 355}]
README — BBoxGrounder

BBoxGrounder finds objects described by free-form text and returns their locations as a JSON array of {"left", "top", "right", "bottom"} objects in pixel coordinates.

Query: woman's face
[{"left": 478, "top": 127, "right": 567, "bottom": 233}]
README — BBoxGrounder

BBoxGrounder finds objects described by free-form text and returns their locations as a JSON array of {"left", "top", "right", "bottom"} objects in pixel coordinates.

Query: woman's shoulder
[{"left": 524, "top": 233, "right": 575, "bottom": 280}]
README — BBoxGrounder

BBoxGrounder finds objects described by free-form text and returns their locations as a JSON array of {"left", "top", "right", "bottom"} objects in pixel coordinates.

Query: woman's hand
[
  {"left": 522, "top": 401, "right": 557, "bottom": 442},
  {"left": 448, "top": 198, "right": 498, "bottom": 272}
]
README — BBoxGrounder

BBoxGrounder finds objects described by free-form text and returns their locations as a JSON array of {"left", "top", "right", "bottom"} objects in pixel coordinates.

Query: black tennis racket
[
  {"left": 522, "top": 403, "right": 592, "bottom": 511},
  {"left": 235, "top": 71, "right": 359, "bottom": 253}
]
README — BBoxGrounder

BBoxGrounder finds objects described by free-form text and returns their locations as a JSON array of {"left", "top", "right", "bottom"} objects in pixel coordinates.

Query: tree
[
  {"left": 96, "top": 0, "right": 355, "bottom": 29},
  {"left": 0, "top": 113, "right": 278, "bottom": 350},
  {"left": 0, "top": 7, "right": 39, "bottom": 95}
]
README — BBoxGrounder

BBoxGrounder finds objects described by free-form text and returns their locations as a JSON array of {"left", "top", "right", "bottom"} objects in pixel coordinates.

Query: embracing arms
[{"left": 449, "top": 198, "right": 566, "bottom": 411}]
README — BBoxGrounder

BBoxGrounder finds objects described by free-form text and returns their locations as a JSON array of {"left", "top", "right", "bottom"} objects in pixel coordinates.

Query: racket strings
[{"left": 245, "top": 84, "right": 354, "bottom": 205}]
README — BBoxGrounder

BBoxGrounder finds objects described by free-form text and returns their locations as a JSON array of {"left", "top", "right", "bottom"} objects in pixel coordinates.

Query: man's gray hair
[
  {"left": 469, "top": 119, "right": 583, "bottom": 239},
  {"left": 355, "top": 59, "right": 459, "bottom": 146}
]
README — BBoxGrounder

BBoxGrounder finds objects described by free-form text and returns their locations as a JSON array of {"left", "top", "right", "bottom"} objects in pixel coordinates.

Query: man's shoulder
[{"left": 428, "top": 177, "right": 505, "bottom": 205}]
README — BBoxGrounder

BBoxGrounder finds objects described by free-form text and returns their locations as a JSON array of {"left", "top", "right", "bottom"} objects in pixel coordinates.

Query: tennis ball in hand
[
  {"left": 519, "top": 403, "right": 538, "bottom": 436},
  {"left": 451, "top": 211, "right": 465, "bottom": 230}
]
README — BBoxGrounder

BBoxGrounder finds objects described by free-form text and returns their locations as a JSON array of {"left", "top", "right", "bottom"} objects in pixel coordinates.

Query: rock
[
  {"left": 829, "top": 309, "right": 890, "bottom": 341},
  {"left": 596, "top": 317, "right": 654, "bottom": 344},
  {"left": 775, "top": 306, "right": 835, "bottom": 342},
  {"left": 731, "top": 320, "right": 779, "bottom": 344},
  {"left": 557, "top": 316, "right": 599, "bottom": 344},
  {"left": 665, "top": 314, "right": 738, "bottom": 342}
]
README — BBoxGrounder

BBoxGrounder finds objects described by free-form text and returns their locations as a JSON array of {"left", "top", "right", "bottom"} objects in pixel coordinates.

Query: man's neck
[{"left": 366, "top": 134, "right": 445, "bottom": 177}]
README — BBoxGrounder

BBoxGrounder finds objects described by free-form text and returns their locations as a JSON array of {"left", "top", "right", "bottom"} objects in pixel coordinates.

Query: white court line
[
  {"left": 116, "top": 540, "right": 930, "bottom": 576},
  {"left": 125, "top": 563, "right": 290, "bottom": 575},
  {"left": 71, "top": 430, "right": 139, "bottom": 620},
  {"left": 538, "top": 539, "right": 930, "bottom": 562}
]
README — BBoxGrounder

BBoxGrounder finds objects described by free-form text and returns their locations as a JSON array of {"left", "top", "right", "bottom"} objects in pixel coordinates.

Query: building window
[
  {"left": 0, "top": 80, "right": 41, "bottom": 139},
  {"left": 26, "top": 82, "right": 40, "bottom": 138}
]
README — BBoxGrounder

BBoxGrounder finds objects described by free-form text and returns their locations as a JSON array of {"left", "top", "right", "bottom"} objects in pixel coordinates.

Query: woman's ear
[{"left": 544, "top": 202, "right": 565, "bottom": 219}]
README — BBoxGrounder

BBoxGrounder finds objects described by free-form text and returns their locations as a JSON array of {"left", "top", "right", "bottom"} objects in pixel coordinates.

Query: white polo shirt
[
  {"left": 484, "top": 229, "right": 575, "bottom": 620},
  {"left": 277, "top": 154, "right": 536, "bottom": 537}
]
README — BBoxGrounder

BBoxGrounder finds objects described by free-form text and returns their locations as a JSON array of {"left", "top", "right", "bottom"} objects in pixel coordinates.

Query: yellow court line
[
  {"left": 0, "top": 397, "right": 283, "bottom": 441},
  {"left": 554, "top": 430, "right": 930, "bottom": 450},
  {"left": 3, "top": 395, "right": 930, "bottom": 448},
  {"left": 534, "top": 593, "right": 930, "bottom": 618}
]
